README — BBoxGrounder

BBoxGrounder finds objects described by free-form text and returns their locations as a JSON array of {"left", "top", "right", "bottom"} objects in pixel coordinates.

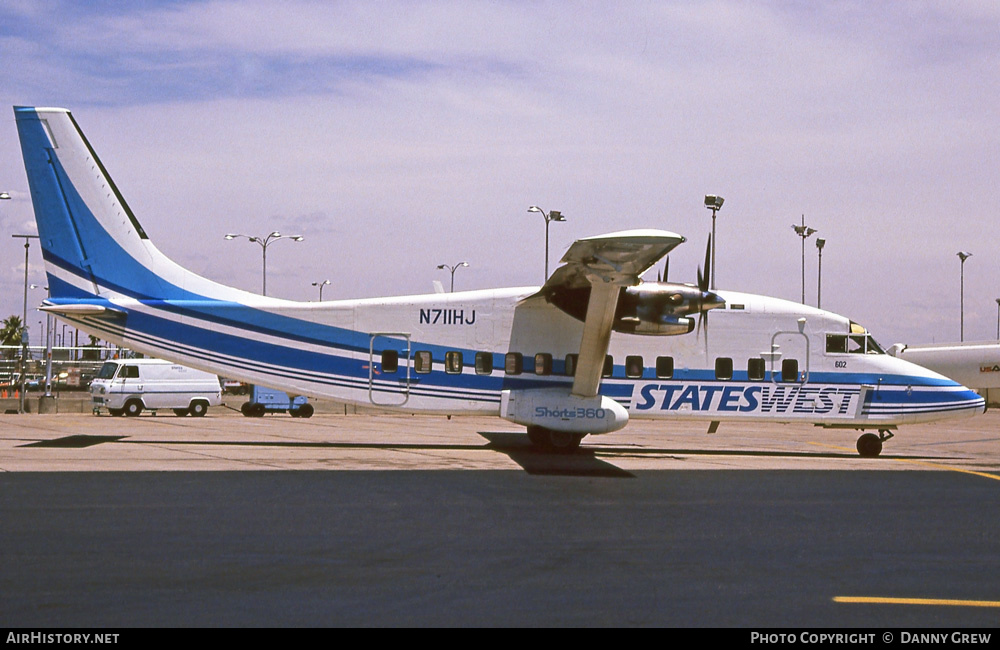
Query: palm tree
[
  {"left": 1, "top": 315, "right": 24, "bottom": 357},
  {"left": 2, "top": 315, "right": 25, "bottom": 364}
]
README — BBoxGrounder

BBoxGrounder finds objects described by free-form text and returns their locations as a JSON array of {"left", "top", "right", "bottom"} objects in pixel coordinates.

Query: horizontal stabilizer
[{"left": 39, "top": 303, "right": 122, "bottom": 316}]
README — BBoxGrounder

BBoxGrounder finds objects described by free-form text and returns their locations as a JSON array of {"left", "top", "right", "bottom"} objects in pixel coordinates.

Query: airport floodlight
[
  {"left": 437, "top": 262, "right": 469, "bottom": 293},
  {"left": 528, "top": 206, "right": 567, "bottom": 281},
  {"left": 791, "top": 215, "right": 817, "bottom": 305},
  {"left": 958, "top": 252, "right": 972, "bottom": 341},
  {"left": 312, "top": 279, "right": 331, "bottom": 301},
  {"left": 704, "top": 195, "right": 724, "bottom": 289},
  {"left": 224, "top": 231, "right": 304, "bottom": 296}
]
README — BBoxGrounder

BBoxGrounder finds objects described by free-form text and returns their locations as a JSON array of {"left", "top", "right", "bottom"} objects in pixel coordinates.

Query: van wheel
[
  {"left": 124, "top": 400, "right": 143, "bottom": 417},
  {"left": 173, "top": 408, "right": 190, "bottom": 417},
  {"left": 189, "top": 401, "right": 209, "bottom": 417}
]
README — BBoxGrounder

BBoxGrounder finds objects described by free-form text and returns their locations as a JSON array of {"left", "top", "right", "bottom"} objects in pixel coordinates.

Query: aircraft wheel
[
  {"left": 124, "top": 399, "right": 143, "bottom": 417},
  {"left": 857, "top": 433, "right": 883, "bottom": 458},
  {"left": 173, "top": 408, "right": 190, "bottom": 417},
  {"left": 527, "top": 426, "right": 584, "bottom": 453},
  {"left": 189, "top": 401, "right": 209, "bottom": 417}
]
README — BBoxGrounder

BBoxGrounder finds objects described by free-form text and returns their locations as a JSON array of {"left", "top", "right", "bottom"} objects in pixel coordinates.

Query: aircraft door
[
  {"left": 770, "top": 329, "right": 810, "bottom": 383},
  {"left": 368, "top": 332, "right": 411, "bottom": 406}
]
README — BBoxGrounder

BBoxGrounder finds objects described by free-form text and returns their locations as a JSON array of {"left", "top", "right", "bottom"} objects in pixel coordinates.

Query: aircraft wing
[
  {"left": 538, "top": 229, "right": 686, "bottom": 398},
  {"left": 540, "top": 229, "right": 686, "bottom": 295}
]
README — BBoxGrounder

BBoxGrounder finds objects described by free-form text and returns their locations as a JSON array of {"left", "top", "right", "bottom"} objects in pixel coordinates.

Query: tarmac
[{"left": 1, "top": 396, "right": 998, "bottom": 627}]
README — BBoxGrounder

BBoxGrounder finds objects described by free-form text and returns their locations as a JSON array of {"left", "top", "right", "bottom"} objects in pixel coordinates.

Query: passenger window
[
  {"left": 602, "top": 355, "right": 614, "bottom": 378},
  {"left": 656, "top": 356, "right": 674, "bottom": 379},
  {"left": 564, "top": 354, "right": 578, "bottom": 377},
  {"left": 747, "top": 357, "right": 765, "bottom": 381},
  {"left": 534, "top": 353, "right": 552, "bottom": 376},
  {"left": 625, "top": 355, "right": 643, "bottom": 378},
  {"left": 445, "top": 351, "right": 463, "bottom": 374},
  {"left": 781, "top": 359, "right": 799, "bottom": 383},
  {"left": 505, "top": 352, "right": 523, "bottom": 375},
  {"left": 414, "top": 351, "right": 433, "bottom": 374},
  {"left": 475, "top": 352, "right": 493, "bottom": 375},
  {"left": 381, "top": 350, "right": 399, "bottom": 374},
  {"left": 715, "top": 357, "right": 733, "bottom": 381},
  {"left": 123, "top": 366, "right": 139, "bottom": 379}
]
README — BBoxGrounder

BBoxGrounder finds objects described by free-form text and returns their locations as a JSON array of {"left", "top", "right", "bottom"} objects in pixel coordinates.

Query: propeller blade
[
  {"left": 700, "top": 234, "right": 712, "bottom": 292},
  {"left": 663, "top": 257, "right": 669, "bottom": 283}
]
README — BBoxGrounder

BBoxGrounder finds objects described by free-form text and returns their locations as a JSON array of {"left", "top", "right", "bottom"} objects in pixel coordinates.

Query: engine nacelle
[
  {"left": 614, "top": 314, "right": 694, "bottom": 336},
  {"left": 499, "top": 387, "right": 629, "bottom": 434},
  {"left": 544, "top": 282, "right": 724, "bottom": 337}
]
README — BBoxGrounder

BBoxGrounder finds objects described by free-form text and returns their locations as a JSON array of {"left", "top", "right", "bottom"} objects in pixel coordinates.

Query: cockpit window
[{"left": 826, "top": 331, "right": 884, "bottom": 355}]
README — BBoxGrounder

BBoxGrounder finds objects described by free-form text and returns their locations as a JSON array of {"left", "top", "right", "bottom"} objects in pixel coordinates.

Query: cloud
[{"left": 1, "top": 1, "right": 999, "bottom": 345}]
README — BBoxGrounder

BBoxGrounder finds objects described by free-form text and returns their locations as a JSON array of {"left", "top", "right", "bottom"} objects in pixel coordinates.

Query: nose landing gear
[{"left": 857, "top": 429, "right": 894, "bottom": 458}]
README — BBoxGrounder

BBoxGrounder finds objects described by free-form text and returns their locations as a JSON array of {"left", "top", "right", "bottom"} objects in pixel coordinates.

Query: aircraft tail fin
[{"left": 14, "top": 106, "right": 231, "bottom": 303}]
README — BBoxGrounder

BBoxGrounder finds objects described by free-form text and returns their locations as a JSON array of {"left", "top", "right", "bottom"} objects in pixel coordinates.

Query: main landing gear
[
  {"left": 856, "top": 429, "right": 894, "bottom": 458},
  {"left": 526, "top": 426, "right": 585, "bottom": 453}
]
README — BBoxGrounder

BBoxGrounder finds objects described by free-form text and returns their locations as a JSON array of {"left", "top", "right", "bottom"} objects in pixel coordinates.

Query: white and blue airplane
[{"left": 14, "top": 106, "right": 985, "bottom": 455}]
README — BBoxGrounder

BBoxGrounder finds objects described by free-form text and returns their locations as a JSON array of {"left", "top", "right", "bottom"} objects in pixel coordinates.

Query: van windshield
[{"left": 96, "top": 362, "right": 119, "bottom": 379}]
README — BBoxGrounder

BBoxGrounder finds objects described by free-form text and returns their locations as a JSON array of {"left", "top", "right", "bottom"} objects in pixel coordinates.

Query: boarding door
[
  {"left": 368, "top": 332, "right": 411, "bottom": 406},
  {"left": 770, "top": 329, "right": 810, "bottom": 384}
]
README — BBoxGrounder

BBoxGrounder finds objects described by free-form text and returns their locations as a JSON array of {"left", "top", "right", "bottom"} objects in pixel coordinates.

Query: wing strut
[{"left": 572, "top": 281, "right": 621, "bottom": 398}]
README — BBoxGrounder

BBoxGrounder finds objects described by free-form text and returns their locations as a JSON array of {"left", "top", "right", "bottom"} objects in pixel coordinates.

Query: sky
[{"left": 1, "top": 0, "right": 998, "bottom": 348}]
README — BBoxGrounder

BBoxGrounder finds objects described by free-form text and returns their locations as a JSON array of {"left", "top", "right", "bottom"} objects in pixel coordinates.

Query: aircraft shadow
[
  {"left": 477, "top": 432, "right": 635, "bottom": 478},
  {"left": 19, "top": 434, "right": 959, "bottom": 478}
]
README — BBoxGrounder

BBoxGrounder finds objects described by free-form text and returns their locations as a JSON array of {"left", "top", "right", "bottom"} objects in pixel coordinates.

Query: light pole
[
  {"left": 224, "top": 231, "right": 303, "bottom": 296},
  {"left": 995, "top": 298, "right": 1000, "bottom": 341},
  {"left": 29, "top": 284, "right": 52, "bottom": 397},
  {"left": 791, "top": 215, "right": 817, "bottom": 305},
  {"left": 12, "top": 233, "right": 39, "bottom": 413},
  {"left": 312, "top": 280, "right": 330, "bottom": 301},
  {"left": 527, "top": 206, "right": 566, "bottom": 281},
  {"left": 957, "top": 252, "right": 971, "bottom": 341},
  {"left": 816, "top": 238, "right": 826, "bottom": 309},
  {"left": 436, "top": 262, "right": 468, "bottom": 292},
  {"left": 704, "top": 195, "right": 724, "bottom": 289}
]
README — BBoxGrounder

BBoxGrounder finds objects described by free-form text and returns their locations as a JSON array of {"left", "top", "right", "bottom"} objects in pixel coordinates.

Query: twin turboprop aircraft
[{"left": 14, "top": 106, "right": 986, "bottom": 455}]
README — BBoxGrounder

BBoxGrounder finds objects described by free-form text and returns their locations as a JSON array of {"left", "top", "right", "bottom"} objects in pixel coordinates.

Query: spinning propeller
[{"left": 695, "top": 234, "right": 720, "bottom": 341}]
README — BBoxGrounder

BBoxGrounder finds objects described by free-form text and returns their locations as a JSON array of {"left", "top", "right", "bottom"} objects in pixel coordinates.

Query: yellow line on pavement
[
  {"left": 807, "top": 442, "right": 1000, "bottom": 481},
  {"left": 835, "top": 596, "right": 1000, "bottom": 608}
]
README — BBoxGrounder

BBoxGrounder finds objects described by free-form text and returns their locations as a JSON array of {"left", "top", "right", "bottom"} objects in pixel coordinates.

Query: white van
[{"left": 90, "top": 359, "right": 222, "bottom": 417}]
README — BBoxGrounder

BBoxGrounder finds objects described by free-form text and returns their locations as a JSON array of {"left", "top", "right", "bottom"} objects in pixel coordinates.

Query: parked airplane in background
[
  {"left": 888, "top": 341, "right": 1000, "bottom": 406},
  {"left": 14, "top": 106, "right": 986, "bottom": 455}
]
